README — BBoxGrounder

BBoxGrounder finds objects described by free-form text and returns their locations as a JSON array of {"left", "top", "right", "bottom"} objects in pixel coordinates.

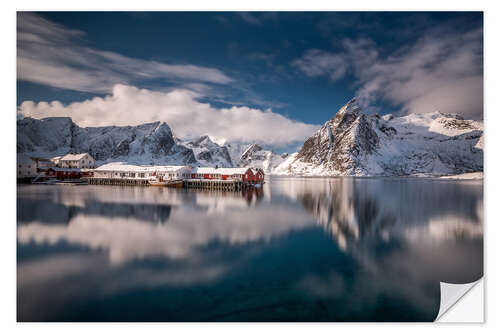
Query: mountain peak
[
  {"left": 334, "top": 98, "right": 361, "bottom": 118},
  {"left": 153, "top": 122, "right": 173, "bottom": 137},
  {"left": 189, "top": 135, "right": 217, "bottom": 148},
  {"left": 328, "top": 98, "right": 363, "bottom": 134}
]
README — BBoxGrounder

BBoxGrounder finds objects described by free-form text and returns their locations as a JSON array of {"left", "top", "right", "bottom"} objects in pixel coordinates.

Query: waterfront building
[
  {"left": 17, "top": 153, "right": 37, "bottom": 179},
  {"left": 93, "top": 164, "right": 192, "bottom": 180},
  {"left": 193, "top": 167, "right": 254, "bottom": 182},
  {"left": 59, "top": 153, "right": 95, "bottom": 169}
]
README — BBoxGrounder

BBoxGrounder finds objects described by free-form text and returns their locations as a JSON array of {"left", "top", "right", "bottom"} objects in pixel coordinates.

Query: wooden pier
[
  {"left": 83, "top": 177, "right": 150, "bottom": 186},
  {"left": 83, "top": 177, "right": 259, "bottom": 191},
  {"left": 183, "top": 179, "right": 251, "bottom": 191}
]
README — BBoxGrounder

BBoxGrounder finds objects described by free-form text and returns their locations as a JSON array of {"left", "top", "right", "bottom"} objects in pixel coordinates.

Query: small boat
[
  {"left": 148, "top": 178, "right": 183, "bottom": 187},
  {"left": 166, "top": 179, "right": 183, "bottom": 188},
  {"left": 149, "top": 179, "right": 167, "bottom": 186}
]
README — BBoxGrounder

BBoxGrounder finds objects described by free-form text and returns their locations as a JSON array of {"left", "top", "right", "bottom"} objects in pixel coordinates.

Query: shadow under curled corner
[{"left": 435, "top": 278, "right": 483, "bottom": 322}]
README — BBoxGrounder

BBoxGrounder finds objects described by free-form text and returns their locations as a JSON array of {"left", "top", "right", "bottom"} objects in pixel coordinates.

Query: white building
[
  {"left": 59, "top": 153, "right": 95, "bottom": 169},
  {"left": 50, "top": 156, "right": 63, "bottom": 167},
  {"left": 93, "top": 163, "right": 192, "bottom": 180},
  {"left": 17, "top": 153, "right": 37, "bottom": 178},
  {"left": 31, "top": 157, "right": 55, "bottom": 169}
]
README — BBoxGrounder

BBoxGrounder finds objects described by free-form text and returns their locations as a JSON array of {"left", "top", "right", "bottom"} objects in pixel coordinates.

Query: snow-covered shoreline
[{"left": 439, "top": 172, "right": 483, "bottom": 180}]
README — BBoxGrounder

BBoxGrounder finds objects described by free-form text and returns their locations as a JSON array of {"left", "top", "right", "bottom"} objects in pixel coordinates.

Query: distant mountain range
[
  {"left": 17, "top": 98, "right": 483, "bottom": 176},
  {"left": 16, "top": 116, "right": 285, "bottom": 171}
]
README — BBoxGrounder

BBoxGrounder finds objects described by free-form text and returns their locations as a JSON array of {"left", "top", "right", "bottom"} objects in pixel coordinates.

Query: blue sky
[{"left": 17, "top": 12, "right": 483, "bottom": 149}]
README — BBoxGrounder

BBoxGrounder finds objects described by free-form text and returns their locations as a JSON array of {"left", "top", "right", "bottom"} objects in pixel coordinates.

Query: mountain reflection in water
[{"left": 17, "top": 178, "right": 482, "bottom": 322}]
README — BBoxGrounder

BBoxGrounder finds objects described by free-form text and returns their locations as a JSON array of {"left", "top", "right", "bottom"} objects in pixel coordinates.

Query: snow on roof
[
  {"left": 194, "top": 167, "right": 252, "bottom": 175},
  {"left": 60, "top": 153, "right": 91, "bottom": 161},
  {"left": 95, "top": 163, "right": 190, "bottom": 173},
  {"left": 17, "top": 153, "right": 35, "bottom": 164}
]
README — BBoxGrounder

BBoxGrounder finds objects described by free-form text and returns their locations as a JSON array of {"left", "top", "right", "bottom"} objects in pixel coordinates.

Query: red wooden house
[
  {"left": 38, "top": 167, "right": 94, "bottom": 180},
  {"left": 193, "top": 167, "right": 255, "bottom": 182},
  {"left": 251, "top": 168, "right": 265, "bottom": 183}
]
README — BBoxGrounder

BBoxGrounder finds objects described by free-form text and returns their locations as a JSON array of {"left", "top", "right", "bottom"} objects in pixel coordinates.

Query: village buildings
[
  {"left": 59, "top": 153, "right": 95, "bottom": 169},
  {"left": 91, "top": 164, "right": 265, "bottom": 183},
  {"left": 17, "top": 153, "right": 37, "bottom": 179},
  {"left": 93, "top": 164, "right": 192, "bottom": 180},
  {"left": 19, "top": 152, "right": 265, "bottom": 189},
  {"left": 89, "top": 163, "right": 265, "bottom": 189}
]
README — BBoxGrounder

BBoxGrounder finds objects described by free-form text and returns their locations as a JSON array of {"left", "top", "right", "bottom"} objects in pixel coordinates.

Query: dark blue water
[{"left": 17, "top": 177, "right": 483, "bottom": 321}]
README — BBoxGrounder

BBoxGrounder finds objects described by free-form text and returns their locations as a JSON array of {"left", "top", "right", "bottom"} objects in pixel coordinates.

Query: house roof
[
  {"left": 95, "top": 163, "right": 190, "bottom": 173},
  {"left": 194, "top": 167, "right": 252, "bottom": 175},
  {"left": 60, "top": 153, "right": 91, "bottom": 161}
]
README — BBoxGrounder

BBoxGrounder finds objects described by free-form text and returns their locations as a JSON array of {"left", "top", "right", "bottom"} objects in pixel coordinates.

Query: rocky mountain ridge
[
  {"left": 17, "top": 117, "right": 197, "bottom": 165},
  {"left": 17, "top": 117, "right": 283, "bottom": 169},
  {"left": 274, "top": 99, "right": 483, "bottom": 176}
]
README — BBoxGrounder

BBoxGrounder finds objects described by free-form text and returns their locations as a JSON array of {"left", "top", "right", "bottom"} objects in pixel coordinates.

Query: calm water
[{"left": 17, "top": 177, "right": 483, "bottom": 322}]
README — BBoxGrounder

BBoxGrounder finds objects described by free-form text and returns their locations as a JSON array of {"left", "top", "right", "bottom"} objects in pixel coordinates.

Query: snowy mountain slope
[
  {"left": 17, "top": 117, "right": 74, "bottom": 157},
  {"left": 17, "top": 117, "right": 196, "bottom": 165},
  {"left": 223, "top": 142, "right": 252, "bottom": 167},
  {"left": 181, "top": 135, "right": 233, "bottom": 167},
  {"left": 238, "top": 144, "right": 288, "bottom": 173},
  {"left": 17, "top": 117, "right": 274, "bottom": 169},
  {"left": 275, "top": 99, "right": 483, "bottom": 176}
]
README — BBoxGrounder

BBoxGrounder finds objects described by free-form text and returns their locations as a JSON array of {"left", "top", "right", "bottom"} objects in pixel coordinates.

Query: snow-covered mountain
[
  {"left": 17, "top": 117, "right": 197, "bottom": 165},
  {"left": 181, "top": 135, "right": 233, "bottom": 167},
  {"left": 274, "top": 99, "right": 483, "bottom": 176},
  {"left": 238, "top": 144, "right": 289, "bottom": 173},
  {"left": 17, "top": 117, "right": 277, "bottom": 169}
]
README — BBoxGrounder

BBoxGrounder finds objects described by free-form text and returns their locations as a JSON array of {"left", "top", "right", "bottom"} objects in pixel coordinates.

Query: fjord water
[{"left": 17, "top": 177, "right": 483, "bottom": 322}]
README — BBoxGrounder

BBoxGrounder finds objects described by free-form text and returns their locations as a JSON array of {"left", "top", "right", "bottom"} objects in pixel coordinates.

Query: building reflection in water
[{"left": 17, "top": 184, "right": 311, "bottom": 266}]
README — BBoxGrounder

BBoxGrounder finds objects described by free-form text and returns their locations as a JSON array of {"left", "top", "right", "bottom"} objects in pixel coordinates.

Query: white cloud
[
  {"left": 291, "top": 49, "right": 348, "bottom": 81},
  {"left": 17, "top": 13, "right": 232, "bottom": 93},
  {"left": 292, "top": 28, "right": 483, "bottom": 119},
  {"left": 19, "top": 84, "right": 319, "bottom": 146}
]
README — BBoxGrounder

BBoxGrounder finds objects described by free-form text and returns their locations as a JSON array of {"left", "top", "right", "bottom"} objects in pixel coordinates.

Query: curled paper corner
[{"left": 435, "top": 278, "right": 483, "bottom": 322}]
